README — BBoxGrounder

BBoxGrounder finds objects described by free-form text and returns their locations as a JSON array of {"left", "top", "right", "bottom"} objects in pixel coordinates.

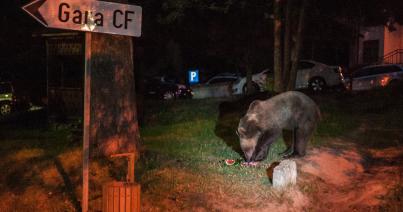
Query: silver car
[
  {"left": 236, "top": 60, "right": 343, "bottom": 94},
  {"left": 191, "top": 73, "right": 240, "bottom": 99},
  {"left": 231, "top": 69, "right": 269, "bottom": 95},
  {"left": 295, "top": 60, "right": 344, "bottom": 92},
  {"left": 344, "top": 64, "right": 403, "bottom": 91}
]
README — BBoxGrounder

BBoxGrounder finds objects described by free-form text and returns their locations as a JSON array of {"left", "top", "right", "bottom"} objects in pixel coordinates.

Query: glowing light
[
  {"left": 380, "top": 76, "right": 390, "bottom": 87},
  {"left": 81, "top": 10, "right": 97, "bottom": 31}
]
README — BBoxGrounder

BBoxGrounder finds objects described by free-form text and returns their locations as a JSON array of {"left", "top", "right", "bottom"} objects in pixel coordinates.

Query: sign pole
[
  {"left": 22, "top": 1, "right": 143, "bottom": 211},
  {"left": 82, "top": 32, "right": 92, "bottom": 212}
]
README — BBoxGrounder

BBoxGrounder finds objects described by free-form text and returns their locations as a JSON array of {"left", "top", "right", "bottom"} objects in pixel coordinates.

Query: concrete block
[{"left": 273, "top": 159, "right": 297, "bottom": 189}]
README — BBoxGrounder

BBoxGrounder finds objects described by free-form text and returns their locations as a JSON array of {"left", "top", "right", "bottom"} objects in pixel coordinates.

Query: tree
[
  {"left": 87, "top": 0, "right": 141, "bottom": 157},
  {"left": 273, "top": 0, "right": 283, "bottom": 92},
  {"left": 89, "top": 34, "right": 141, "bottom": 157},
  {"left": 155, "top": 0, "right": 272, "bottom": 94},
  {"left": 273, "top": 0, "right": 308, "bottom": 92}
]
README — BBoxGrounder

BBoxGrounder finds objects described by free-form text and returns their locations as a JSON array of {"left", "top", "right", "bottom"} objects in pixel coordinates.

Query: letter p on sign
[{"left": 188, "top": 70, "right": 199, "bottom": 84}]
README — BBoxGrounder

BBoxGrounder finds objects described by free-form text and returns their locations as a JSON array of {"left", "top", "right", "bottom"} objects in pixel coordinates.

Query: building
[
  {"left": 353, "top": 23, "right": 403, "bottom": 65},
  {"left": 34, "top": 31, "right": 85, "bottom": 120}
]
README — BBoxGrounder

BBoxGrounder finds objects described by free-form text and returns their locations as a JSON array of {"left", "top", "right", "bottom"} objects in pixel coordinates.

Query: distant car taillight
[{"left": 344, "top": 81, "right": 352, "bottom": 91}]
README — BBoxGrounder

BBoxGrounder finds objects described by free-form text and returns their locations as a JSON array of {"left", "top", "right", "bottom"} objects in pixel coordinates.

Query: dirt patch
[
  {"left": 298, "top": 144, "right": 402, "bottom": 210},
  {"left": 140, "top": 167, "right": 309, "bottom": 212},
  {"left": 299, "top": 147, "right": 364, "bottom": 185},
  {"left": 0, "top": 186, "right": 76, "bottom": 211},
  {"left": 140, "top": 142, "right": 402, "bottom": 211}
]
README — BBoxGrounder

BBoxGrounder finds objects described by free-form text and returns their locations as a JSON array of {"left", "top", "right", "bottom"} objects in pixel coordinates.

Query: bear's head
[{"left": 237, "top": 113, "right": 262, "bottom": 162}]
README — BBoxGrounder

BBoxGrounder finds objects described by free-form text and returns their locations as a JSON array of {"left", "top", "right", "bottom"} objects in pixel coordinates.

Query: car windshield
[
  {"left": 239, "top": 69, "right": 269, "bottom": 77},
  {"left": 0, "top": 83, "right": 12, "bottom": 93},
  {"left": 298, "top": 61, "right": 315, "bottom": 69},
  {"left": 209, "top": 77, "right": 237, "bottom": 84}
]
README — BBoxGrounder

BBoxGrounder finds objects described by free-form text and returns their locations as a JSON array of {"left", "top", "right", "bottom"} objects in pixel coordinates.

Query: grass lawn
[{"left": 0, "top": 86, "right": 402, "bottom": 211}]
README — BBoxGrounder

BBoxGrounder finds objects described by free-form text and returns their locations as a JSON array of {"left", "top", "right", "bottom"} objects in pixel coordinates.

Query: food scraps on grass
[
  {"left": 224, "top": 159, "right": 262, "bottom": 167},
  {"left": 241, "top": 161, "right": 259, "bottom": 167}
]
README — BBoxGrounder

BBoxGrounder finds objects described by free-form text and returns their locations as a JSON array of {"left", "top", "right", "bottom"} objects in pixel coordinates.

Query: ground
[
  {"left": 0, "top": 86, "right": 402, "bottom": 211},
  {"left": 299, "top": 141, "right": 402, "bottom": 211}
]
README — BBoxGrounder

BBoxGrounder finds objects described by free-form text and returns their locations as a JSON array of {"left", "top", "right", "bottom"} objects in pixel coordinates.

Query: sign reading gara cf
[{"left": 23, "top": 0, "right": 142, "bottom": 37}]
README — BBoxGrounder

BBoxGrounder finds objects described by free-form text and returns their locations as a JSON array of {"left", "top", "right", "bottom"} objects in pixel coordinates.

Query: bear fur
[{"left": 237, "top": 91, "right": 321, "bottom": 162}]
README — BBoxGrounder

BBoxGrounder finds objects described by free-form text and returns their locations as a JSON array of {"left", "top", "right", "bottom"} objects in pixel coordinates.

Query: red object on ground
[{"left": 225, "top": 159, "right": 236, "bottom": 165}]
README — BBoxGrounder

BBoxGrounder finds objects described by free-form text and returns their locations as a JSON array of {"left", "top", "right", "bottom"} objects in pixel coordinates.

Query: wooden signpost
[{"left": 23, "top": 1, "right": 142, "bottom": 211}]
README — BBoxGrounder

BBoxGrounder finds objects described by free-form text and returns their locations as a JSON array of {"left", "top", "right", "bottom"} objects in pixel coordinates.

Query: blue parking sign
[{"left": 188, "top": 70, "right": 199, "bottom": 84}]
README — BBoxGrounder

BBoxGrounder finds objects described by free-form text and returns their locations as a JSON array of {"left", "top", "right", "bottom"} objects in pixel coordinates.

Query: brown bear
[{"left": 237, "top": 91, "right": 321, "bottom": 162}]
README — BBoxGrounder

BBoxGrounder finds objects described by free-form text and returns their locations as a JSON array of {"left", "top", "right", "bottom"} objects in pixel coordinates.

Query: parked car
[
  {"left": 232, "top": 60, "right": 344, "bottom": 94},
  {"left": 204, "top": 72, "right": 240, "bottom": 85},
  {"left": 232, "top": 69, "right": 270, "bottom": 95},
  {"left": 294, "top": 60, "right": 344, "bottom": 92},
  {"left": 144, "top": 76, "right": 192, "bottom": 100},
  {"left": 191, "top": 72, "right": 240, "bottom": 99},
  {"left": 0, "top": 82, "right": 15, "bottom": 116},
  {"left": 344, "top": 64, "right": 403, "bottom": 91}
]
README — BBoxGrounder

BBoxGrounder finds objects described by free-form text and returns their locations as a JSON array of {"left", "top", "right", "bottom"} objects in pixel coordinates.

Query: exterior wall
[
  {"left": 384, "top": 24, "right": 403, "bottom": 55},
  {"left": 45, "top": 34, "right": 84, "bottom": 119},
  {"left": 353, "top": 23, "right": 403, "bottom": 66},
  {"left": 358, "top": 26, "right": 384, "bottom": 64}
]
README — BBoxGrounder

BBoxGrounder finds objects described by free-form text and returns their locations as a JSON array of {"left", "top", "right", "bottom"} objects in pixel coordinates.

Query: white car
[
  {"left": 232, "top": 69, "right": 269, "bottom": 95},
  {"left": 294, "top": 60, "right": 344, "bottom": 92},
  {"left": 344, "top": 64, "right": 403, "bottom": 91},
  {"left": 232, "top": 60, "right": 344, "bottom": 94},
  {"left": 204, "top": 73, "right": 240, "bottom": 85},
  {"left": 191, "top": 73, "right": 240, "bottom": 99}
]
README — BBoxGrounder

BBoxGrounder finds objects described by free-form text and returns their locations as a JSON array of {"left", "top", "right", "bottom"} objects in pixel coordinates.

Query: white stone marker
[{"left": 273, "top": 159, "right": 297, "bottom": 189}]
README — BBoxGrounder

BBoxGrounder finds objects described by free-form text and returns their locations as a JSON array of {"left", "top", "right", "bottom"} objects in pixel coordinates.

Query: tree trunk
[
  {"left": 167, "top": 39, "right": 184, "bottom": 80},
  {"left": 282, "top": 0, "right": 293, "bottom": 91},
  {"left": 245, "top": 66, "right": 253, "bottom": 95},
  {"left": 287, "top": 0, "right": 307, "bottom": 91},
  {"left": 89, "top": 33, "right": 141, "bottom": 157},
  {"left": 243, "top": 50, "right": 254, "bottom": 95},
  {"left": 273, "top": 0, "right": 284, "bottom": 93}
]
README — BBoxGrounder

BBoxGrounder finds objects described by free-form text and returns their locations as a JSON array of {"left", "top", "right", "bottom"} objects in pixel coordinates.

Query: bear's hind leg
[{"left": 295, "top": 121, "right": 316, "bottom": 156}]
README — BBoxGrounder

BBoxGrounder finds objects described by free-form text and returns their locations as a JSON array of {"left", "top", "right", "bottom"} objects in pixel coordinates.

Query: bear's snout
[{"left": 243, "top": 150, "right": 253, "bottom": 162}]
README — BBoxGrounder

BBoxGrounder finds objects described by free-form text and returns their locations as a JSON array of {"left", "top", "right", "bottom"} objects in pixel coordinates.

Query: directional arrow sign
[{"left": 23, "top": 0, "right": 142, "bottom": 37}]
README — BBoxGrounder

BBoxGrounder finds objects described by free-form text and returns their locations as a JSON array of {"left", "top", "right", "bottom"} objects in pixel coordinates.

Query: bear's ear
[
  {"left": 247, "top": 113, "right": 259, "bottom": 123},
  {"left": 248, "top": 100, "right": 262, "bottom": 111},
  {"left": 237, "top": 127, "right": 246, "bottom": 136}
]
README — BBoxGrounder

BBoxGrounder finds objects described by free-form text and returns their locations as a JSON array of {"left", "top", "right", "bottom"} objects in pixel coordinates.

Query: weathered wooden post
[{"left": 83, "top": 31, "right": 92, "bottom": 212}]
